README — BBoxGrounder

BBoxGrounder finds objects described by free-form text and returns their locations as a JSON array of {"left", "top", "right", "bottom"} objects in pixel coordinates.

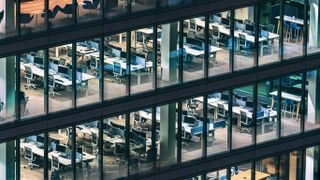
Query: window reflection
[
  {"left": 255, "top": 157, "right": 277, "bottom": 180},
  {"left": 230, "top": 162, "right": 253, "bottom": 179},
  {"left": 307, "top": 0, "right": 320, "bottom": 54},
  {"left": 0, "top": 141, "right": 16, "bottom": 180},
  {"left": 49, "top": 0, "right": 74, "bottom": 28},
  {"left": 206, "top": 169, "right": 227, "bottom": 180},
  {"left": 0, "top": 1, "right": 17, "bottom": 39},
  {"left": 104, "top": 0, "right": 128, "bottom": 18},
  {"left": 131, "top": 0, "right": 156, "bottom": 13},
  {"left": 77, "top": 0, "right": 102, "bottom": 23},
  {"left": 279, "top": 151, "right": 303, "bottom": 179}
]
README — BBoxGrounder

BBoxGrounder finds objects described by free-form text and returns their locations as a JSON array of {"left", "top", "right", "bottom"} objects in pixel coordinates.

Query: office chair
[
  {"left": 183, "top": 48, "right": 193, "bottom": 68},
  {"left": 83, "top": 0, "right": 100, "bottom": 14},
  {"left": 42, "top": 5, "right": 61, "bottom": 19},
  {"left": 239, "top": 111, "right": 251, "bottom": 133},
  {"left": 59, "top": 58, "right": 66, "bottom": 66},
  {"left": 20, "top": 13, "right": 34, "bottom": 27},
  {"left": 0, "top": 10, "right": 4, "bottom": 24},
  {"left": 283, "top": 99, "right": 297, "bottom": 119},
  {"left": 217, "top": 103, "right": 228, "bottom": 119},
  {"left": 49, "top": 74, "right": 62, "bottom": 98},
  {"left": 268, "top": 24, "right": 275, "bottom": 33},
  {"left": 187, "top": 30, "right": 196, "bottom": 38},
  {"left": 24, "top": 147, "right": 40, "bottom": 170},
  {"left": 238, "top": 33, "right": 251, "bottom": 56},
  {"left": 0, "top": 99, "right": 4, "bottom": 113},
  {"left": 189, "top": 19, "right": 197, "bottom": 31},
  {"left": 211, "top": 25, "right": 222, "bottom": 47},
  {"left": 20, "top": 91, "right": 29, "bottom": 116},
  {"left": 60, "top": 4, "right": 73, "bottom": 18},
  {"left": 186, "top": 99, "right": 198, "bottom": 116},
  {"left": 113, "top": 61, "right": 124, "bottom": 83},
  {"left": 90, "top": 55, "right": 99, "bottom": 76},
  {"left": 51, "top": 156, "right": 60, "bottom": 172},
  {"left": 24, "top": 65, "right": 38, "bottom": 90},
  {"left": 289, "top": 23, "right": 302, "bottom": 43}
]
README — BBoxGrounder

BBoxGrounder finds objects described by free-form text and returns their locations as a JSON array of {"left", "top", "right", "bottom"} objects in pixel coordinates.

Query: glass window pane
[
  {"left": 232, "top": 85, "right": 254, "bottom": 149},
  {"left": 49, "top": 0, "right": 74, "bottom": 28},
  {"left": 0, "top": 1, "right": 17, "bottom": 39},
  {"left": 0, "top": 56, "right": 16, "bottom": 125},
  {"left": 283, "top": 0, "right": 304, "bottom": 59},
  {"left": 181, "top": 97, "right": 203, "bottom": 162},
  {"left": 156, "top": 103, "right": 178, "bottom": 168},
  {"left": 76, "top": 39, "right": 100, "bottom": 106},
  {"left": 259, "top": 1, "right": 280, "bottom": 66},
  {"left": 48, "top": 127, "right": 73, "bottom": 179},
  {"left": 130, "top": 27, "right": 155, "bottom": 94},
  {"left": 129, "top": 108, "right": 154, "bottom": 175},
  {"left": 77, "top": 0, "right": 102, "bottom": 23},
  {"left": 104, "top": 0, "right": 128, "bottom": 18},
  {"left": 209, "top": 11, "right": 231, "bottom": 76},
  {"left": 280, "top": 74, "right": 302, "bottom": 137},
  {"left": 307, "top": 0, "right": 320, "bottom": 54},
  {"left": 0, "top": 141, "right": 16, "bottom": 180},
  {"left": 104, "top": 33, "right": 128, "bottom": 99},
  {"left": 20, "top": 50, "right": 45, "bottom": 119},
  {"left": 182, "top": 16, "right": 205, "bottom": 82},
  {"left": 304, "top": 69, "right": 320, "bottom": 131},
  {"left": 131, "top": 0, "right": 156, "bottom": 13},
  {"left": 206, "top": 91, "right": 229, "bottom": 156},
  {"left": 157, "top": 22, "right": 180, "bottom": 88},
  {"left": 206, "top": 169, "right": 227, "bottom": 180},
  {"left": 230, "top": 162, "right": 253, "bottom": 179},
  {"left": 234, "top": 6, "right": 256, "bottom": 71},
  {"left": 48, "top": 44, "right": 74, "bottom": 113},
  {"left": 305, "top": 145, "right": 320, "bottom": 180},
  {"left": 76, "top": 120, "right": 100, "bottom": 179},
  {"left": 257, "top": 79, "right": 279, "bottom": 143},
  {"left": 20, "top": 134, "right": 45, "bottom": 180},
  {"left": 103, "top": 115, "right": 128, "bottom": 179},
  {"left": 20, "top": 0, "right": 45, "bottom": 34},
  {"left": 279, "top": 151, "right": 303, "bottom": 179},
  {"left": 255, "top": 157, "right": 277, "bottom": 179}
]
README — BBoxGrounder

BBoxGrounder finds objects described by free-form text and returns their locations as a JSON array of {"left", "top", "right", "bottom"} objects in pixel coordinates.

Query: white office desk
[
  {"left": 20, "top": 141, "right": 45, "bottom": 157},
  {"left": 270, "top": 91, "right": 301, "bottom": 118},
  {"left": 21, "top": 63, "right": 95, "bottom": 96}
]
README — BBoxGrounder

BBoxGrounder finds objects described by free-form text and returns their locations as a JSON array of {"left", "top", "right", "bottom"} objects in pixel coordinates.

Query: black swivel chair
[
  {"left": 20, "top": 13, "right": 34, "bottom": 27},
  {"left": 239, "top": 111, "right": 251, "bottom": 133},
  {"left": 42, "top": 5, "right": 61, "bottom": 19},
  {"left": 0, "top": 10, "right": 4, "bottom": 24},
  {"left": 60, "top": 4, "right": 74, "bottom": 18},
  {"left": 83, "top": 0, "right": 101, "bottom": 13}
]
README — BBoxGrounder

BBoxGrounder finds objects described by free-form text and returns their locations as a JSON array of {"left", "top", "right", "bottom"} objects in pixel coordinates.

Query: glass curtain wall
[
  {"left": 0, "top": 56, "right": 16, "bottom": 125},
  {"left": 0, "top": 141, "right": 16, "bottom": 180},
  {"left": 0, "top": 1, "right": 17, "bottom": 39},
  {"left": 130, "top": 27, "right": 155, "bottom": 94},
  {"left": 20, "top": 50, "right": 46, "bottom": 120},
  {"left": 307, "top": 0, "right": 320, "bottom": 54},
  {"left": 20, "top": 134, "right": 45, "bottom": 180},
  {"left": 104, "top": 33, "right": 129, "bottom": 100},
  {"left": 76, "top": 39, "right": 100, "bottom": 107},
  {"left": 279, "top": 150, "right": 303, "bottom": 179},
  {"left": 48, "top": 43, "right": 74, "bottom": 113},
  {"left": 49, "top": 0, "right": 74, "bottom": 28},
  {"left": 209, "top": 10, "right": 231, "bottom": 76},
  {"left": 305, "top": 145, "right": 320, "bottom": 180},
  {"left": 305, "top": 69, "right": 320, "bottom": 131}
]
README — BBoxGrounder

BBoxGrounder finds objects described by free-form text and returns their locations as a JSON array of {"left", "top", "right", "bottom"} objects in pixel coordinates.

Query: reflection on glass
[
  {"left": 181, "top": 97, "right": 203, "bottom": 162},
  {"left": 279, "top": 151, "right": 303, "bottom": 179},
  {"left": 104, "top": 34, "right": 128, "bottom": 99},
  {"left": 307, "top": 0, "right": 320, "bottom": 54},
  {"left": 0, "top": 1, "right": 17, "bottom": 39},
  {"left": 304, "top": 70, "right": 320, "bottom": 131},
  {"left": 280, "top": 74, "right": 302, "bottom": 137},
  {"left": 234, "top": 6, "right": 256, "bottom": 71},
  {"left": 209, "top": 11, "right": 231, "bottom": 76},
  {"left": 183, "top": 17, "right": 205, "bottom": 82},
  {"left": 20, "top": 0, "right": 45, "bottom": 34},
  {"left": 0, "top": 141, "right": 16, "bottom": 180},
  {"left": 49, "top": 0, "right": 74, "bottom": 28},
  {"left": 230, "top": 162, "right": 252, "bottom": 179},
  {"left": 48, "top": 127, "right": 73, "bottom": 179},
  {"left": 76, "top": 121, "right": 100, "bottom": 179},
  {"left": 20, "top": 134, "right": 45, "bottom": 180},
  {"left": 232, "top": 85, "right": 254, "bottom": 149},
  {"left": 104, "top": 0, "right": 128, "bottom": 18},
  {"left": 283, "top": 0, "right": 304, "bottom": 59},
  {"left": 48, "top": 44, "right": 74, "bottom": 113},
  {"left": 0, "top": 56, "right": 16, "bottom": 125},
  {"left": 207, "top": 92, "right": 229, "bottom": 156},
  {"left": 103, "top": 116, "right": 128, "bottom": 179},
  {"left": 259, "top": 1, "right": 280, "bottom": 66},
  {"left": 156, "top": 103, "right": 177, "bottom": 168},
  {"left": 130, "top": 27, "right": 155, "bottom": 94},
  {"left": 129, "top": 109, "right": 154, "bottom": 175},
  {"left": 76, "top": 39, "right": 100, "bottom": 106},
  {"left": 305, "top": 145, "right": 320, "bottom": 180},
  {"left": 206, "top": 169, "right": 227, "bottom": 180},
  {"left": 77, "top": 0, "right": 102, "bottom": 23},
  {"left": 157, "top": 23, "right": 180, "bottom": 88},
  {"left": 255, "top": 157, "right": 277, "bottom": 180},
  {"left": 131, "top": 0, "right": 156, "bottom": 13},
  {"left": 20, "top": 50, "right": 45, "bottom": 119},
  {"left": 257, "top": 80, "right": 279, "bottom": 143}
]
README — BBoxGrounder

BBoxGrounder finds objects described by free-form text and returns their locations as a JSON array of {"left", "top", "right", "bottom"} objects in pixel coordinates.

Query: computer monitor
[
  {"left": 235, "top": 22, "right": 245, "bottom": 31},
  {"left": 221, "top": 94, "right": 229, "bottom": 101},
  {"left": 58, "top": 66, "right": 69, "bottom": 75},
  {"left": 34, "top": 57, "right": 44, "bottom": 67},
  {"left": 120, "top": 51, "right": 127, "bottom": 59},
  {"left": 245, "top": 24, "right": 255, "bottom": 33},
  {"left": 184, "top": 116, "right": 196, "bottom": 125},
  {"left": 49, "top": 62, "right": 58, "bottom": 72},
  {"left": 76, "top": 147, "right": 83, "bottom": 154},
  {"left": 132, "top": 128, "right": 147, "bottom": 139},
  {"left": 49, "top": 58, "right": 59, "bottom": 65},
  {"left": 110, "top": 121, "right": 125, "bottom": 130},
  {"left": 260, "top": 30, "right": 269, "bottom": 39},
  {"left": 186, "top": 37, "right": 204, "bottom": 49},
  {"left": 213, "top": 15, "right": 222, "bottom": 24},
  {"left": 221, "top": 18, "right": 230, "bottom": 27},
  {"left": 36, "top": 135, "right": 44, "bottom": 143},
  {"left": 246, "top": 100, "right": 254, "bottom": 110},
  {"left": 56, "top": 145, "right": 66, "bottom": 153}
]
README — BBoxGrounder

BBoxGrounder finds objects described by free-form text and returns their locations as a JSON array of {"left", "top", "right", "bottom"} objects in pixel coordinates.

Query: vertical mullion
[
  {"left": 98, "top": 118, "right": 103, "bottom": 180},
  {"left": 44, "top": 132, "right": 49, "bottom": 180},
  {"left": 16, "top": 55, "right": 21, "bottom": 122},
  {"left": 73, "top": 0, "right": 77, "bottom": 24},
  {"left": 177, "top": 101, "right": 182, "bottom": 163},
  {"left": 300, "top": 148, "right": 306, "bottom": 180},
  {"left": 153, "top": 26, "right": 158, "bottom": 91},
  {"left": 253, "top": 83, "right": 258, "bottom": 145},
  {"left": 278, "top": 78, "right": 282, "bottom": 138},
  {"left": 276, "top": 155, "right": 280, "bottom": 180},
  {"left": 203, "top": 95, "right": 208, "bottom": 158},
  {"left": 301, "top": 72, "right": 306, "bottom": 133},
  {"left": 251, "top": 161, "right": 255, "bottom": 180},
  {"left": 72, "top": 43, "right": 77, "bottom": 109},
  {"left": 228, "top": 89, "right": 233, "bottom": 151},
  {"left": 125, "top": 113, "right": 130, "bottom": 175},
  {"left": 44, "top": 49, "right": 49, "bottom": 115},
  {"left": 16, "top": 140, "right": 20, "bottom": 180},
  {"left": 72, "top": 125, "right": 76, "bottom": 180},
  {"left": 45, "top": 0, "right": 49, "bottom": 31},
  {"left": 179, "top": 20, "right": 184, "bottom": 84},
  {"left": 280, "top": 0, "right": 284, "bottom": 61},
  {"left": 17, "top": 0, "right": 21, "bottom": 37},
  {"left": 101, "top": 0, "right": 105, "bottom": 20},
  {"left": 230, "top": 10, "right": 235, "bottom": 73},
  {"left": 99, "top": 37, "right": 104, "bottom": 102},
  {"left": 151, "top": 107, "right": 157, "bottom": 172},
  {"left": 204, "top": 14, "right": 209, "bottom": 79},
  {"left": 303, "top": 0, "right": 308, "bottom": 55},
  {"left": 127, "top": 31, "right": 131, "bottom": 96},
  {"left": 254, "top": 5, "right": 259, "bottom": 67}
]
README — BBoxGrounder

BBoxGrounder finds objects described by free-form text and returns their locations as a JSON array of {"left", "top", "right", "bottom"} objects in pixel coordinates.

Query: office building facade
[{"left": 1, "top": 0, "right": 320, "bottom": 179}]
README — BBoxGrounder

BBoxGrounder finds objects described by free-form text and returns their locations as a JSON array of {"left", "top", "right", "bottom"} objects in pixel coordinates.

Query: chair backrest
[
  {"left": 239, "top": 33, "right": 246, "bottom": 45},
  {"left": 52, "top": 156, "right": 60, "bottom": 171},
  {"left": 268, "top": 24, "right": 275, "bottom": 33},
  {"left": 48, "top": 74, "right": 55, "bottom": 87},
  {"left": 240, "top": 111, "right": 248, "bottom": 123},
  {"left": 217, "top": 104, "right": 226, "bottom": 117},
  {"left": 61, "top": 4, "right": 73, "bottom": 14},
  {"left": 0, "top": 10, "right": 4, "bottom": 24},
  {"left": 189, "top": 19, "right": 196, "bottom": 31},
  {"left": 59, "top": 58, "right": 66, "bottom": 66},
  {"left": 20, "top": 13, "right": 34, "bottom": 24},
  {"left": 24, "top": 147, "right": 33, "bottom": 160},
  {"left": 211, "top": 25, "right": 220, "bottom": 37},
  {"left": 113, "top": 62, "right": 122, "bottom": 75},
  {"left": 93, "top": 0, "right": 101, "bottom": 7},
  {"left": 24, "top": 65, "right": 33, "bottom": 79}
]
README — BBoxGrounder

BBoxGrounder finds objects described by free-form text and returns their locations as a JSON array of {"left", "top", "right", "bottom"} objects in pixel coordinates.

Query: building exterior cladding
[{"left": 1, "top": 0, "right": 320, "bottom": 180}]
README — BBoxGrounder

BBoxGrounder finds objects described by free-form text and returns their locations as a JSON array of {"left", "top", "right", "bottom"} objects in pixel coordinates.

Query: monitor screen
[
  {"left": 221, "top": 18, "right": 230, "bottom": 27},
  {"left": 36, "top": 135, "right": 44, "bottom": 143},
  {"left": 56, "top": 145, "right": 66, "bottom": 153},
  {"left": 246, "top": 100, "right": 254, "bottom": 109},
  {"left": 76, "top": 147, "right": 83, "bottom": 154},
  {"left": 245, "top": 24, "right": 255, "bottom": 32},
  {"left": 34, "top": 57, "right": 44, "bottom": 66},
  {"left": 120, "top": 51, "right": 127, "bottom": 59},
  {"left": 186, "top": 37, "right": 203, "bottom": 49},
  {"left": 261, "top": 30, "right": 269, "bottom": 39},
  {"left": 235, "top": 22, "right": 245, "bottom": 31},
  {"left": 221, "top": 94, "right": 229, "bottom": 101},
  {"left": 58, "top": 66, "right": 69, "bottom": 75},
  {"left": 132, "top": 128, "right": 147, "bottom": 139},
  {"left": 213, "top": 15, "right": 222, "bottom": 23},
  {"left": 49, "top": 62, "right": 58, "bottom": 72}
]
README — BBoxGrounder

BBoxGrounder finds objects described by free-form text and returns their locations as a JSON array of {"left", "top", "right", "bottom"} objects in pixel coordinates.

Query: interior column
[
  {"left": 0, "top": 1, "right": 15, "bottom": 35},
  {"left": 307, "top": 70, "right": 320, "bottom": 124},
  {"left": 309, "top": 0, "right": 320, "bottom": 48},
  {"left": 0, "top": 141, "right": 15, "bottom": 180}
]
